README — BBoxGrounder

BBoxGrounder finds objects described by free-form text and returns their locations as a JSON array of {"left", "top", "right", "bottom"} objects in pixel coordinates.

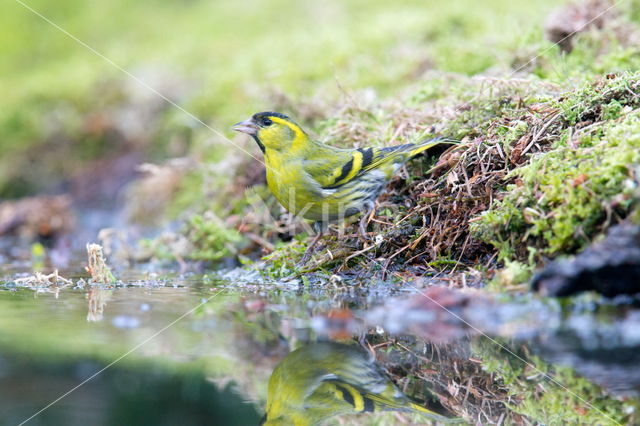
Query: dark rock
[{"left": 532, "top": 223, "right": 640, "bottom": 297}]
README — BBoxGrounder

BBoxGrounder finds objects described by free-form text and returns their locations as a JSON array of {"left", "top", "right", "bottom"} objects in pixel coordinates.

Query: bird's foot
[
  {"left": 296, "top": 232, "right": 323, "bottom": 269},
  {"left": 296, "top": 246, "right": 315, "bottom": 268}
]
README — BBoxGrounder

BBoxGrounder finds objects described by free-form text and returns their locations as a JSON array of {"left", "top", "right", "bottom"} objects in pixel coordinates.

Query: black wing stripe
[
  {"left": 324, "top": 157, "right": 354, "bottom": 189},
  {"left": 358, "top": 147, "right": 374, "bottom": 169},
  {"left": 336, "top": 384, "right": 356, "bottom": 407},
  {"left": 336, "top": 158, "right": 354, "bottom": 182},
  {"left": 363, "top": 396, "right": 375, "bottom": 413}
]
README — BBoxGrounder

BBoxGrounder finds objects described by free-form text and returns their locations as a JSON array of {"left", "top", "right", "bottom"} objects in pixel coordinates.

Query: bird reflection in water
[{"left": 261, "top": 341, "right": 455, "bottom": 425}]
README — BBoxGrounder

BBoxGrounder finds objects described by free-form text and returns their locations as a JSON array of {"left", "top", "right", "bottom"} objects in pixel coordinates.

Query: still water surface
[{"left": 1, "top": 267, "right": 639, "bottom": 425}]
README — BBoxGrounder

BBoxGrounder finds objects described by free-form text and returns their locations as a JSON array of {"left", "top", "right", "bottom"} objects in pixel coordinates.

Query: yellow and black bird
[
  {"left": 260, "top": 342, "right": 455, "bottom": 425},
  {"left": 233, "top": 112, "right": 444, "bottom": 262}
]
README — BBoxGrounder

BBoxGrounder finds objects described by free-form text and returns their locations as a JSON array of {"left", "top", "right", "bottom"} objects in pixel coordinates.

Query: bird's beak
[{"left": 232, "top": 118, "right": 259, "bottom": 136}]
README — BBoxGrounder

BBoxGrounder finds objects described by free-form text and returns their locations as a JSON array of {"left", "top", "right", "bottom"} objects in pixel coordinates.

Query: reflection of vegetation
[
  {"left": 0, "top": 351, "right": 260, "bottom": 426},
  {"left": 1, "top": 280, "right": 636, "bottom": 424},
  {"left": 86, "top": 287, "right": 112, "bottom": 322},
  {"left": 334, "top": 331, "right": 639, "bottom": 424},
  {"left": 472, "top": 337, "right": 634, "bottom": 425},
  {"left": 362, "top": 335, "right": 513, "bottom": 424},
  {"left": 262, "top": 342, "right": 453, "bottom": 425}
]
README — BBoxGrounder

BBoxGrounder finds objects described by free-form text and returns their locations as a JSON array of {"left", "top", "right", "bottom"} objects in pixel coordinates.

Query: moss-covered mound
[
  {"left": 179, "top": 72, "right": 640, "bottom": 284},
  {"left": 165, "top": 2, "right": 640, "bottom": 283}
]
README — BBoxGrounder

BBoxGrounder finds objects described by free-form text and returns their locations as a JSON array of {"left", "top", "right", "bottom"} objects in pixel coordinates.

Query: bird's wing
[
  {"left": 301, "top": 145, "right": 364, "bottom": 189},
  {"left": 303, "top": 145, "right": 408, "bottom": 191},
  {"left": 363, "top": 138, "right": 443, "bottom": 173},
  {"left": 317, "top": 378, "right": 423, "bottom": 414},
  {"left": 316, "top": 378, "right": 448, "bottom": 420},
  {"left": 303, "top": 138, "right": 442, "bottom": 190}
]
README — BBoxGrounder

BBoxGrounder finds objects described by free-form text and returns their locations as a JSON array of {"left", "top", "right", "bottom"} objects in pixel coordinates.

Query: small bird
[
  {"left": 233, "top": 112, "right": 444, "bottom": 263},
  {"left": 260, "top": 342, "right": 455, "bottom": 425}
]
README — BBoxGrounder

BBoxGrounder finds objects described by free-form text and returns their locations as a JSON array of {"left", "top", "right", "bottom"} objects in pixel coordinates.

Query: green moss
[
  {"left": 603, "top": 99, "right": 625, "bottom": 120},
  {"left": 185, "top": 213, "right": 242, "bottom": 262},
  {"left": 258, "top": 239, "right": 307, "bottom": 280},
  {"left": 472, "top": 76, "right": 640, "bottom": 265},
  {"left": 442, "top": 95, "right": 525, "bottom": 141},
  {"left": 557, "top": 73, "right": 640, "bottom": 126},
  {"left": 498, "top": 119, "right": 529, "bottom": 157}
]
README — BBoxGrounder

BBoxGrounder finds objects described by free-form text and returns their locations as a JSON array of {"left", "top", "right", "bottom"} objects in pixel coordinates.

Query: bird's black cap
[{"left": 252, "top": 111, "right": 290, "bottom": 121}]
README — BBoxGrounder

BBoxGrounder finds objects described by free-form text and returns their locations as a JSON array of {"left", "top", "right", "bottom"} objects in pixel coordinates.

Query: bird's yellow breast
[{"left": 265, "top": 152, "right": 322, "bottom": 219}]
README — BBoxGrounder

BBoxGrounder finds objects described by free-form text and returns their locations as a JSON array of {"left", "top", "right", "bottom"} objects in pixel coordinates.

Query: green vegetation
[
  {"left": 150, "top": 1, "right": 640, "bottom": 279},
  {"left": 471, "top": 75, "right": 640, "bottom": 264},
  {"left": 185, "top": 213, "right": 242, "bottom": 262},
  {"left": 248, "top": 73, "right": 640, "bottom": 279},
  {"left": 86, "top": 243, "right": 117, "bottom": 283}
]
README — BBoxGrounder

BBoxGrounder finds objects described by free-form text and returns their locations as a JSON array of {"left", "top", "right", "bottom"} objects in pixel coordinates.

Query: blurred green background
[
  {"left": 3, "top": 2, "right": 640, "bottom": 424},
  {"left": 1, "top": 0, "right": 571, "bottom": 200}
]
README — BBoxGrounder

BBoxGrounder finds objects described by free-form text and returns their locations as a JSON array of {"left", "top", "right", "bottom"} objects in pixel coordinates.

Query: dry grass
[{"left": 86, "top": 243, "right": 117, "bottom": 284}]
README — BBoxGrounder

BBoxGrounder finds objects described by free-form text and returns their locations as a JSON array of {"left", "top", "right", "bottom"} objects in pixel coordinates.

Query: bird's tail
[
  {"left": 408, "top": 137, "right": 457, "bottom": 158},
  {"left": 408, "top": 402, "right": 463, "bottom": 423}
]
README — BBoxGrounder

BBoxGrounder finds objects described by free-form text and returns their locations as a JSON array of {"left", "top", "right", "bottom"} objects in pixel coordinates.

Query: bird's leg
[
  {"left": 297, "top": 222, "right": 324, "bottom": 267},
  {"left": 358, "top": 202, "right": 375, "bottom": 243},
  {"left": 298, "top": 232, "right": 322, "bottom": 266},
  {"left": 358, "top": 213, "right": 369, "bottom": 242}
]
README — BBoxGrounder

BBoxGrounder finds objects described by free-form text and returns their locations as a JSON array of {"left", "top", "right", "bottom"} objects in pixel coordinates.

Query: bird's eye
[{"left": 262, "top": 118, "right": 273, "bottom": 126}]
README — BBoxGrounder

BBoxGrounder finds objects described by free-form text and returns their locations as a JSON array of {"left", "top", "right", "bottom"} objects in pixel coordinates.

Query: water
[{"left": 1, "top": 264, "right": 639, "bottom": 425}]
